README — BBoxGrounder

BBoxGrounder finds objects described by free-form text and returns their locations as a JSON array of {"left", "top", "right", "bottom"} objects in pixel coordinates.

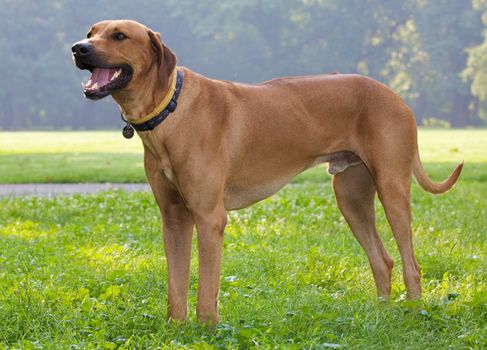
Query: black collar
[{"left": 120, "top": 69, "right": 183, "bottom": 137}]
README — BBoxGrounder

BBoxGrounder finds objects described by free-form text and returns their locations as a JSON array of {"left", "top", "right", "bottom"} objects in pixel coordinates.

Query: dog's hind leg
[
  {"left": 332, "top": 162, "right": 394, "bottom": 299},
  {"left": 364, "top": 123, "right": 422, "bottom": 299},
  {"left": 375, "top": 174, "right": 422, "bottom": 300}
]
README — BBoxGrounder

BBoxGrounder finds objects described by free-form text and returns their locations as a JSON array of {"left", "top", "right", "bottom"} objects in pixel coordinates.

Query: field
[
  {"left": 0, "top": 130, "right": 486, "bottom": 184},
  {"left": 0, "top": 130, "right": 486, "bottom": 349}
]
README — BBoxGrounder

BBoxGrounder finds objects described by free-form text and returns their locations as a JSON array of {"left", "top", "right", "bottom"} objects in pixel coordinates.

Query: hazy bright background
[{"left": 1, "top": 0, "right": 487, "bottom": 130}]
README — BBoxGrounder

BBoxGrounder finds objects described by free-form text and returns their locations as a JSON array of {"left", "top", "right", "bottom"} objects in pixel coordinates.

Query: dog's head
[{"left": 72, "top": 20, "right": 176, "bottom": 100}]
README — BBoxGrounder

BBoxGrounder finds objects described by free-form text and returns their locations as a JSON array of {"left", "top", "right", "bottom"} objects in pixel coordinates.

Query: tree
[
  {"left": 463, "top": 0, "right": 487, "bottom": 123},
  {"left": 0, "top": 0, "right": 485, "bottom": 129},
  {"left": 386, "top": 0, "right": 482, "bottom": 126}
]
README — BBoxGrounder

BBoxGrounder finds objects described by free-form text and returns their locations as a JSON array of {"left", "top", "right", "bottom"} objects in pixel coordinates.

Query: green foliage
[
  {"left": 0, "top": 1, "right": 486, "bottom": 129},
  {"left": 390, "top": 1, "right": 482, "bottom": 126},
  {"left": 463, "top": 0, "right": 487, "bottom": 123},
  {"left": 422, "top": 117, "right": 451, "bottom": 129}
]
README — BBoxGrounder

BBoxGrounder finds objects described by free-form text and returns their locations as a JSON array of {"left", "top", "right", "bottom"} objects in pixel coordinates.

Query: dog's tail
[{"left": 412, "top": 151, "right": 463, "bottom": 194}]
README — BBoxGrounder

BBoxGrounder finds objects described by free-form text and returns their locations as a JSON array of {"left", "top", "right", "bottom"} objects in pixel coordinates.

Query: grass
[
  {"left": 0, "top": 129, "right": 486, "bottom": 348},
  {"left": 0, "top": 132, "right": 144, "bottom": 183},
  {"left": 0, "top": 129, "right": 486, "bottom": 183}
]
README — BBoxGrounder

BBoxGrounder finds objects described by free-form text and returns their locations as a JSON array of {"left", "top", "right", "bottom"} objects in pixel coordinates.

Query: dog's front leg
[
  {"left": 150, "top": 184, "right": 194, "bottom": 322},
  {"left": 145, "top": 154, "right": 195, "bottom": 322},
  {"left": 162, "top": 202, "right": 194, "bottom": 322},
  {"left": 193, "top": 206, "right": 227, "bottom": 324}
]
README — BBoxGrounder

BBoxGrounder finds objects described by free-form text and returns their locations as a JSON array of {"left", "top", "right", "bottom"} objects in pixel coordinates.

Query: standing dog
[{"left": 72, "top": 20, "right": 463, "bottom": 323}]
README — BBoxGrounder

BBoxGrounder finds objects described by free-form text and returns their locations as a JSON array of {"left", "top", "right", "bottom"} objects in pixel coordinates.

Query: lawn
[
  {"left": 0, "top": 130, "right": 486, "bottom": 349},
  {"left": 0, "top": 129, "right": 486, "bottom": 183},
  {"left": 0, "top": 132, "right": 144, "bottom": 183}
]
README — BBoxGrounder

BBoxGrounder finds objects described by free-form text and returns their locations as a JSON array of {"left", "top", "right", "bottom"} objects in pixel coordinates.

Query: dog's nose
[{"left": 71, "top": 41, "right": 92, "bottom": 56}]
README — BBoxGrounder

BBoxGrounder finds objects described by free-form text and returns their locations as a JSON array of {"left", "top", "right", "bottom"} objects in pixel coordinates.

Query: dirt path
[{"left": 0, "top": 183, "right": 150, "bottom": 197}]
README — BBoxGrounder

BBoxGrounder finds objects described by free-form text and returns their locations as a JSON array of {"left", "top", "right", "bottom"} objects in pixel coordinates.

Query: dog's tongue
[{"left": 85, "top": 68, "right": 118, "bottom": 89}]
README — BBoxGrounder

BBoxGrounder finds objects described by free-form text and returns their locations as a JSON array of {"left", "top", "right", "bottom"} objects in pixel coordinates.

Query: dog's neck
[{"left": 112, "top": 66, "right": 170, "bottom": 122}]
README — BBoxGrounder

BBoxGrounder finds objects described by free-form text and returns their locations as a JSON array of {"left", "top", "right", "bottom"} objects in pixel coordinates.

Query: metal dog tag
[{"left": 122, "top": 124, "right": 135, "bottom": 139}]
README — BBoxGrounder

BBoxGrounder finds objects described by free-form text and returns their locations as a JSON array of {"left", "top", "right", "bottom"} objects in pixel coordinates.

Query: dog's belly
[
  {"left": 224, "top": 174, "right": 296, "bottom": 210},
  {"left": 223, "top": 151, "right": 362, "bottom": 210}
]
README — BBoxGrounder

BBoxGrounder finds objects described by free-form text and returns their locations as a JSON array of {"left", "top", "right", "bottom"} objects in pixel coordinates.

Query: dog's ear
[{"left": 148, "top": 30, "right": 177, "bottom": 90}]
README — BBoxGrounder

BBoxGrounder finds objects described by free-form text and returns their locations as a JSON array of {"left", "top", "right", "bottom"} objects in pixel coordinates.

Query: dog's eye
[
  {"left": 86, "top": 32, "right": 92, "bottom": 39},
  {"left": 113, "top": 32, "right": 127, "bottom": 41}
]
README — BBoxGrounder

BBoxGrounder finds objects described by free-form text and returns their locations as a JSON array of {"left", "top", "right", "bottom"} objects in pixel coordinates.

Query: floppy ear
[{"left": 148, "top": 30, "right": 177, "bottom": 90}]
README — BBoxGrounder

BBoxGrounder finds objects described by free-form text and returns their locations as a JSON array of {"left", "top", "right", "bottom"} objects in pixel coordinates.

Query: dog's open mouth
[{"left": 81, "top": 65, "right": 132, "bottom": 99}]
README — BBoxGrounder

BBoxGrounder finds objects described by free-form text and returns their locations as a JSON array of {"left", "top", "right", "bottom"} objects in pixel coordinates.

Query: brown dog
[{"left": 72, "top": 20, "right": 463, "bottom": 323}]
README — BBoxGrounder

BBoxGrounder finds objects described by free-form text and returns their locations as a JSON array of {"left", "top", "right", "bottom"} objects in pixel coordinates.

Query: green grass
[
  {"left": 0, "top": 130, "right": 486, "bottom": 348},
  {"left": 0, "top": 129, "right": 485, "bottom": 183},
  {"left": 0, "top": 132, "right": 144, "bottom": 183}
]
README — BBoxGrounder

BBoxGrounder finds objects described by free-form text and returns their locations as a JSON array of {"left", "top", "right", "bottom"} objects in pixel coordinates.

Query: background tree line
[{"left": 1, "top": 0, "right": 487, "bottom": 129}]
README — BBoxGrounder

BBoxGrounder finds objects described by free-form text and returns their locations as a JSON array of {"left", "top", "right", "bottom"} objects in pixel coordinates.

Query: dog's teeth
[
  {"left": 82, "top": 80, "right": 92, "bottom": 89},
  {"left": 111, "top": 69, "right": 121, "bottom": 80},
  {"left": 91, "top": 82, "right": 99, "bottom": 89}
]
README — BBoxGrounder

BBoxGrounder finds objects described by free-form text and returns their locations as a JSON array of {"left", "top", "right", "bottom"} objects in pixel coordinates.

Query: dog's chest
[
  {"left": 139, "top": 135, "right": 179, "bottom": 189},
  {"left": 162, "top": 168, "right": 175, "bottom": 182}
]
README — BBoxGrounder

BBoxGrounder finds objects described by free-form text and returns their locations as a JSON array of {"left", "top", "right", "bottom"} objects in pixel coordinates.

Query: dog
[{"left": 72, "top": 20, "right": 463, "bottom": 323}]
